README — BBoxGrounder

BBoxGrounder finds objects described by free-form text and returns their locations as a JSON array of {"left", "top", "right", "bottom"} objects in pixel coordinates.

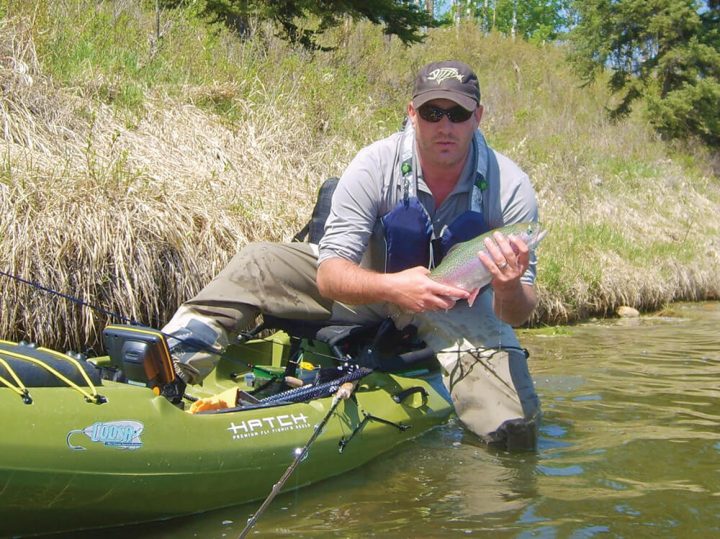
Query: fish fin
[
  {"left": 335, "top": 301, "right": 358, "bottom": 315},
  {"left": 467, "top": 288, "right": 480, "bottom": 307}
]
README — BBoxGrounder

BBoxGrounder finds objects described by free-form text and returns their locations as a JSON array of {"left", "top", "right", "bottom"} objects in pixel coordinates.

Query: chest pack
[{"left": 380, "top": 124, "right": 498, "bottom": 273}]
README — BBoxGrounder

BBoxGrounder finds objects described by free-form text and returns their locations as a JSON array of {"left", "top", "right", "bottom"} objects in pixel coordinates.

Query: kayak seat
[
  {"left": 256, "top": 315, "right": 436, "bottom": 372},
  {"left": 292, "top": 177, "right": 339, "bottom": 244},
  {"left": 0, "top": 340, "right": 102, "bottom": 388}
]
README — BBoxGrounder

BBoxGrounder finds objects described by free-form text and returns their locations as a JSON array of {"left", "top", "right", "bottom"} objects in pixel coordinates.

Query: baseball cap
[{"left": 412, "top": 60, "right": 480, "bottom": 111}]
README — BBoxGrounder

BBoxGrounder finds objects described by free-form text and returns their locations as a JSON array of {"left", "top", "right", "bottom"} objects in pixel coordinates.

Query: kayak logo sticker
[
  {"left": 67, "top": 420, "right": 144, "bottom": 451},
  {"left": 228, "top": 413, "right": 310, "bottom": 440}
]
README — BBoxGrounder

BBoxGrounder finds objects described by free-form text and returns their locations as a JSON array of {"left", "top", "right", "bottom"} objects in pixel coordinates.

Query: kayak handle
[{"left": 392, "top": 386, "right": 428, "bottom": 404}]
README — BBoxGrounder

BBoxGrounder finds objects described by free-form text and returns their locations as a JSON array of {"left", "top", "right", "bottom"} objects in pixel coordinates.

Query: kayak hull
[{"left": 0, "top": 337, "right": 452, "bottom": 536}]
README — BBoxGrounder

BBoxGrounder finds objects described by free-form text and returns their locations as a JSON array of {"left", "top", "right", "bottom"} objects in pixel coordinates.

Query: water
[{"left": 54, "top": 302, "right": 720, "bottom": 538}]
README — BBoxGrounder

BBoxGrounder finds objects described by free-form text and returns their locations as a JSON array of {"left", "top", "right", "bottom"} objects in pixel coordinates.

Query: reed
[{"left": 1, "top": 3, "right": 719, "bottom": 353}]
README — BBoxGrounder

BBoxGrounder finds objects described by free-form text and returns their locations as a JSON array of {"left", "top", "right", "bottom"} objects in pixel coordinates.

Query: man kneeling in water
[{"left": 164, "top": 60, "right": 542, "bottom": 451}]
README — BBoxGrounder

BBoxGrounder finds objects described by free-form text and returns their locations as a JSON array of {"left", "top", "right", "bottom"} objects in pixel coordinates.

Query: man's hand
[
  {"left": 477, "top": 231, "right": 530, "bottom": 290},
  {"left": 385, "top": 266, "right": 470, "bottom": 313},
  {"left": 476, "top": 231, "right": 537, "bottom": 326},
  {"left": 316, "top": 258, "right": 469, "bottom": 313}
]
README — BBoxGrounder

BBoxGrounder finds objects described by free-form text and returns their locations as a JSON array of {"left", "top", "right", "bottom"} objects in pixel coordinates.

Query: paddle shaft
[{"left": 238, "top": 382, "right": 355, "bottom": 538}]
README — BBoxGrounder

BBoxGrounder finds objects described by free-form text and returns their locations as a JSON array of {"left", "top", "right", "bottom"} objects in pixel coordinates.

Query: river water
[{"left": 60, "top": 302, "right": 720, "bottom": 538}]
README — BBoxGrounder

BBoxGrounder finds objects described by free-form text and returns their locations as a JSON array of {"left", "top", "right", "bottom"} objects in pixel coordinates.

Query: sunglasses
[{"left": 417, "top": 104, "right": 474, "bottom": 123}]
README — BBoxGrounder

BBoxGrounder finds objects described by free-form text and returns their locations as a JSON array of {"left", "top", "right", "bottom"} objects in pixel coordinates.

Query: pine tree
[
  {"left": 569, "top": 0, "right": 720, "bottom": 145},
  {"left": 184, "top": 0, "right": 438, "bottom": 48}
]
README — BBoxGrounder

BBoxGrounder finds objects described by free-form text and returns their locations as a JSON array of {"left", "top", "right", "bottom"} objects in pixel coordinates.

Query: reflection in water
[{"left": 58, "top": 303, "right": 720, "bottom": 538}]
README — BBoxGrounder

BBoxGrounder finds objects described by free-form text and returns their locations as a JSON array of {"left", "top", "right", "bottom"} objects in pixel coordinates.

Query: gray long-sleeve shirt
[{"left": 319, "top": 125, "right": 539, "bottom": 285}]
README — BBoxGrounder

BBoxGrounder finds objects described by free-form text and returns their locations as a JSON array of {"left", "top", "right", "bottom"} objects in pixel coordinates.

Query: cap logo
[{"left": 427, "top": 67, "right": 463, "bottom": 85}]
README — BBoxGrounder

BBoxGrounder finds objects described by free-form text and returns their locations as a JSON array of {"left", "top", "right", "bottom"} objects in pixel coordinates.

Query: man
[{"left": 163, "top": 60, "right": 541, "bottom": 450}]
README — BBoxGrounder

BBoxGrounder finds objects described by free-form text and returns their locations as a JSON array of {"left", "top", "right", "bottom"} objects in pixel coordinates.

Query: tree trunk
[
  {"left": 425, "top": 0, "right": 434, "bottom": 18},
  {"left": 511, "top": 0, "right": 517, "bottom": 41}
]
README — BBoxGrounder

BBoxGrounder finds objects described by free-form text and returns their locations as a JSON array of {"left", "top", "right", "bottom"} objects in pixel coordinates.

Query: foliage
[
  {"left": 444, "top": 0, "right": 571, "bottom": 42},
  {"left": 568, "top": 0, "right": 720, "bottom": 145},
  {"left": 169, "top": 0, "right": 439, "bottom": 48}
]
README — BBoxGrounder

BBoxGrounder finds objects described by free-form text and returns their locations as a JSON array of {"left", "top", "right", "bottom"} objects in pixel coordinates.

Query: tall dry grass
[
  {"left": 1, "top": 5, "right": 719, "bottom": 354},
  {"left": 0, "top": 13, "right": 361, "bottom": 350}
]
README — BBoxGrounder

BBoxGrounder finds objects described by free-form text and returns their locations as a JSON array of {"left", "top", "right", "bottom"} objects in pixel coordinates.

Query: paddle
[{"left": 238, "top": 380, "right": 357, "bottom": 538}]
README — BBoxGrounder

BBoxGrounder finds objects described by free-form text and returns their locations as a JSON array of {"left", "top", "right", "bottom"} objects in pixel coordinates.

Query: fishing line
[
  {"left": 445, "top": 346, "right": 528, "bottom": 395},
  {"left": 3, "top": 265, "right": 478, "bottom": 406},
  {"left": 0, "top": 268, "right": 137, "bottom": 325},
  {"left": 2, "top": 268, "right": 514, "bottom": 380},
  {"left": 0, "top": 268, "right": 218, "bottom": 358}
]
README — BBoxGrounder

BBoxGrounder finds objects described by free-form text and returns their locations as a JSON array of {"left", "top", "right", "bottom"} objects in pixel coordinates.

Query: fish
[{"left": 431, "top": 221, "right": 547, "bottom": 307}]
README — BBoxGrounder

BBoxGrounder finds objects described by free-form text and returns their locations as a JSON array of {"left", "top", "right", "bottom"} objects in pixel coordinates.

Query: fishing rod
[
  {"left": 236, "top": 323, "right": 398, "bottom": 537},
  {"left": 0, "top": 267, "right": 339, "bottom": 372},
  {"left": 0, "top": 268, "right": 137, "bottom": 325},
  {"left": 0, "top": 268, "right": 226, "bottom": 359},
  {"left": 238, "top": 378, "right": 361, "bottom": 539}
]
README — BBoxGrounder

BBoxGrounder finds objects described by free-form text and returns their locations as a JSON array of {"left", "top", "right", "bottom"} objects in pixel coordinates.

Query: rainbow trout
[{"left": 431, "top": 221, "right": 546, "bottom": 307}]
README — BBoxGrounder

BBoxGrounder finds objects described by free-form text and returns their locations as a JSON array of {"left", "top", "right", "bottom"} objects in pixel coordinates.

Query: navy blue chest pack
[{"left": 380, "top": 125, "right": 498, "bottom": 272}]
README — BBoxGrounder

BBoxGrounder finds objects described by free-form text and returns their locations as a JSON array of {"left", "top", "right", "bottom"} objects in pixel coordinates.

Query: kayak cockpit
[{"left": 0, "top": 317, "right": 440, "bottom": 414}]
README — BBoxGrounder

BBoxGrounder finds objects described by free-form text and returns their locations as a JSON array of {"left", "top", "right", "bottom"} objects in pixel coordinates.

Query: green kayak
[{"left": 0, "top": 320, "right": 452, "bottom": 536}]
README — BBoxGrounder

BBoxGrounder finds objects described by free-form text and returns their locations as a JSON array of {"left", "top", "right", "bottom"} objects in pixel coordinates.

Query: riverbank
[{"left": 1, "top": 4, "right": 719, "bottom": 351}]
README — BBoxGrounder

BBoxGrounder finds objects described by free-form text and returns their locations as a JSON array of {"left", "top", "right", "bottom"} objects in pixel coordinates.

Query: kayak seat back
[
  {"left": 257, "top": 316, "right": 436, "bottom": 372},
  {"left": 0, "top": 340, "right": 102, "bottom": 388},
  {"left": 292, "top": 177, "right": 339, "bottom": 244}
]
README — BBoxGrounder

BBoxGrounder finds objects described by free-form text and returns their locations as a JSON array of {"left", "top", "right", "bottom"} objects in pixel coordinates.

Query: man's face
[{"left": 408, "top": 98, "right": 482, "bottom": 170}]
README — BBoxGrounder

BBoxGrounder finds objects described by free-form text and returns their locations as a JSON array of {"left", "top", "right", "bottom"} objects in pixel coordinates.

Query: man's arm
[
  {"left": 492, "top": 282, "right": 538, "bottom": 326},
  {"left": 316, "top": 258, "right": 469, "bottom": 314}
]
